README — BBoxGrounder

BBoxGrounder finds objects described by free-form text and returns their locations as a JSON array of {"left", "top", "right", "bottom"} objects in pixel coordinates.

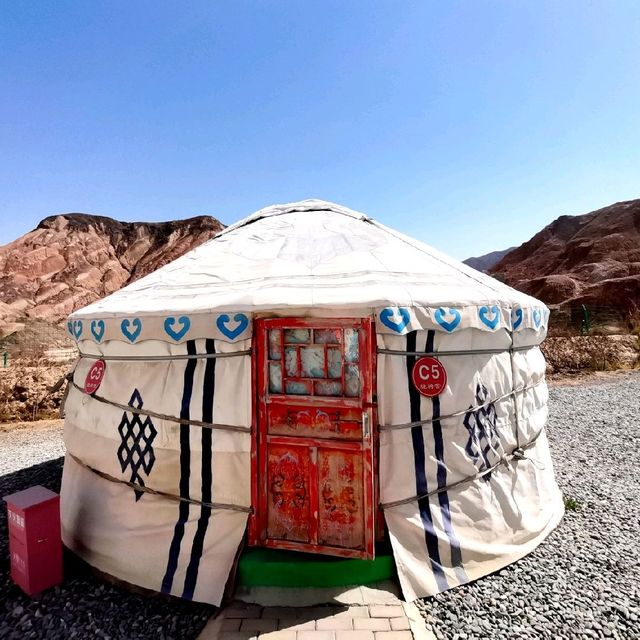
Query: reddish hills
[
  {"left": 489, "top": 199, "right": 640, "bottom": 322},
  {"left": 0, "top": 213, "right": 224, "bottom": 336}
]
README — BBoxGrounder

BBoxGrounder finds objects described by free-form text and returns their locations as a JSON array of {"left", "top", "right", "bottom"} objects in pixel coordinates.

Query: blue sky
[{"left": 1, "top": 1, "right": 639, "bottom": 259}]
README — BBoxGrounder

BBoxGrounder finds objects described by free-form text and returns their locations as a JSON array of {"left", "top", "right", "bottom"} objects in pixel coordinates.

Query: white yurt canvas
[{"left": 61, "top": 199, "right": 563, "bottom": 605}]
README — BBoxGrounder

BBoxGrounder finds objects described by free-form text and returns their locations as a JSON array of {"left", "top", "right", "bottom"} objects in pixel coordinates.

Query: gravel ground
[
  {"left": 0, "top": 430, "right": 213, "bottom": 639},
  {"left": 417, "top": 369, "right": 640, "bottom": 640},
  {"left": 1, "top": 372, "right": 639, "bottom": 639},
  {"left": 0, "top": 420, "right": 65, "bottom": 475}
]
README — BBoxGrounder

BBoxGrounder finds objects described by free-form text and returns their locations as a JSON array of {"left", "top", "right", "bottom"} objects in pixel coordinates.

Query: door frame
[{"left": 248, "top": 317, "right": 377, "bottom": 559}]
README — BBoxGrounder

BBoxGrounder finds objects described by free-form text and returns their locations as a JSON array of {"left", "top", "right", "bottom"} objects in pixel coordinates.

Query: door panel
[
  {"left": 252, "top": 318, "right": 375, "bottom": 560},
  {"left": 267, "top": 443, "right": 311, "bottom": 543},
  {"left": 318, "top": 448, "right": 364, "bottom": 549}
]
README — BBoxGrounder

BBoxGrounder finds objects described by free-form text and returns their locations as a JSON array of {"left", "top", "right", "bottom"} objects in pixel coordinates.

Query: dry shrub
[
  {"left": 542, "top": 335, "right": 639, "bottom": 374},
  {"left": 0, "top": 357, "right": 70, "bottom": 422}
]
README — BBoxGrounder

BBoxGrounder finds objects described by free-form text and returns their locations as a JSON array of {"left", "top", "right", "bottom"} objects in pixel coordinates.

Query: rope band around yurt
[
  {"left": 377, "top": 344, "right": 534, "bottom": 357},
  {"left": 61, "top": 368, "right": 544, "bottom": 435},
  {"left": 378, "top": 378, "right": 544, "bottom": 431},
  {"left": 380, "top": 428, "right": 545, "bottom": 510},
  {"left": 67, "top": 378, "right": 251, "bottom": 433},
  {"left": 67, "top": 453, "right": 252, "bottom": 513}
]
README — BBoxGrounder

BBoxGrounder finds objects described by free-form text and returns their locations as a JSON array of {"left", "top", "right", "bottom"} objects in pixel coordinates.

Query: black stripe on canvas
[
  {"left": 425, "top": 330, "right": 467, "bottom": 584},
  {"left": 161, "top": 339, "right": 197, "bottom": 594},
  {"left": 406, "top": 330, "right": 448, "bottom": 591},
  {"left": 182, "top": 338, "right": 216, "bottom": 600}
]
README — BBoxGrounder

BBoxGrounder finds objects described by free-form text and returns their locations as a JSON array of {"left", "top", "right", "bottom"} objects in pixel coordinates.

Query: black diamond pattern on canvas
[
  {"left": 117, "top": 388, "right": 157, "bottom": 501},
  {"left": 463, "top": 382, "right": 504, "bottom": 481}
]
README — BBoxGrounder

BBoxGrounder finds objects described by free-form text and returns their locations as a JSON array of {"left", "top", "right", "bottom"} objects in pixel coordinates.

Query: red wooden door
[{"left": 250, "top": 318, "right": 375, "bottom": 559}]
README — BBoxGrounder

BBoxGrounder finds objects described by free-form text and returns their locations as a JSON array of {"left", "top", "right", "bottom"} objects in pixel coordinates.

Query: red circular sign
[
  {"left": 412, "top": 357, "right": 447, "bottom": 397},
  {"left": 84, "top": 360, "right": 106, "bottom": 395}
]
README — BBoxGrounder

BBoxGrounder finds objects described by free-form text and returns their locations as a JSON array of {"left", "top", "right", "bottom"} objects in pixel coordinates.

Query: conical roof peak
[{"left": 70, "top": 200, "right": 545, "bottom": 323}]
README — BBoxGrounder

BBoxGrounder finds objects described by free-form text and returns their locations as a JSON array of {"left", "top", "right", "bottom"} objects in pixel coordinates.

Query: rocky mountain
[
  {"left": 463, "top": 247, "right": 515, "bottom": 272},
  {"left": 489, "top": 199, "right": 640, "bottom": 320},
  {"left": 0, "top": 213, "right": 224, "bottom": 335}
]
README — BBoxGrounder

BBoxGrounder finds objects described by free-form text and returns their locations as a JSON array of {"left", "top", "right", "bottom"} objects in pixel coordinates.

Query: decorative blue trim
[
  {"left": 533, "top": 308, "right": 542, "bottom": 328},
  {"left": 434, "top": 307, "right": 461, "bottom": 332},
  {"left": 73, "top": 320, "right": 83, "bottom": 339},
  {"left": 121, "top": 318, "right": 142, "bottom": 342},
  {"left": 164, "top": 316, "right": 191, "bottom": 341},
  {"left": 380, "top": 307, "right": 410, "bottom": 333},
  {"left": 91, "top": 319, "right": 105, "bottom": 342},
  {"left": 216, "top": 313, "right": 249, "bottom": 340},
  {"left": 478, "top": 305, "right": 499, "bottom": 330},
  {"left": 511, "top": 308, "right": 523, "bottom": 331}
]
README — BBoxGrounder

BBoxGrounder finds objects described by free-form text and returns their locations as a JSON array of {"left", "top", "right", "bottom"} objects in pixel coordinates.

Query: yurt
[{"left": 61, "top": 199, "right": 563, "bottom": 605}]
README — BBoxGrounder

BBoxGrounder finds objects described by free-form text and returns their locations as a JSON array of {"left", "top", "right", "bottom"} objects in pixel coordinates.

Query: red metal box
[{"left": 3, "top": 485, "right": 63, "bottom": 595}]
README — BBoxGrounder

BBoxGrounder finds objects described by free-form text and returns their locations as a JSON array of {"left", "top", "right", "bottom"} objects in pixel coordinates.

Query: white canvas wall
[
  {"left": 377, "top": 327, "right": 563, "bottom": 600},
  {"left": 61, "top": 314, "right": 562, "bottom": 605},
  {"left": 61, "top": 337, "right": 251, "bottom": 605}
]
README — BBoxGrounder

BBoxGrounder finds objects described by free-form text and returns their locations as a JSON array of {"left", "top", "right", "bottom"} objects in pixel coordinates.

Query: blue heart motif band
[
  {"left": 70, "top": 305, "right": 547, "bottom": 342},
  {"left": 532, "top": 308, "right": 542, "bottom": 328},
  {"left": 73, "top": 320, "right": 83, "bottom": 339},
  {"left": 434, "top": 307, "right": 461, "bottom": 332},
  {"left": 217, "top": 313, "right": 249, "bottom": 340},
  {"left": 511, "top": 308, "right": 523, "bottom": 331},
  {"left": 164, "top": 315, "right": 191, "bottom": 341},
  {"left": 121, "top": 318, "right": 142, "bottom": 342},
  {"left": 91, "top": 319, "right": 105, "bottom": 342},
  {"left": 479, "top": 305, "right": 500, "bottom": 330},
  {"left": 379, "top": 307, "right": 410, "bottom": 333}
]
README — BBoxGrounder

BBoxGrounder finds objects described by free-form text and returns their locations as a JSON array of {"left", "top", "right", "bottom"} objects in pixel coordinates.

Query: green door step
[{"left": 238, "top": 548, "right": 396, "bottom": 588}]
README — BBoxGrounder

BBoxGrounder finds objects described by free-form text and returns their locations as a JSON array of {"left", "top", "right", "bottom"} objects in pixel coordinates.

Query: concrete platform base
[{"left": 197, "top": 583, "right": 435, "bottom": 640}]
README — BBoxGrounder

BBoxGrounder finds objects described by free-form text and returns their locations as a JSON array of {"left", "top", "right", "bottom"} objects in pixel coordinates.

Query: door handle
[{"left": 362, "top": 411, "right": 371, "bottom": 438}]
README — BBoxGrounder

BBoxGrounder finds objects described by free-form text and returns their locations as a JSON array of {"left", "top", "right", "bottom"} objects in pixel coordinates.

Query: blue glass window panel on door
[
  {"left": 344, "top": 329, "right": 359, "bottom": 363},
  {"left": 315, "top": 380, "right": 343, "bottom": 396},
  {"left": 314, "top": 329, "right": 340, "bottom": 344},
  {"left": 268, "top": 329, "right": 281, "bottom": 360},
  {"left": 285, "top": 347, "right": 298, "bottom": 376},
  {"left": 300, "top": 346, "right": 325, "bottom": 378},
  {"left": 269, "top": 363, "right": 283, "bottom": 393},
  {"left": 284, "top": 329, "right": 310, "bottom": 343},
  {"left": 285, "top": 380, "right": 312, "bottom": 395},
  {"left": 327, "top": 348, "right": 342, "bottom": 379},
  {"left": 345, "top": 364, "right": 360, "bottom": 397}
]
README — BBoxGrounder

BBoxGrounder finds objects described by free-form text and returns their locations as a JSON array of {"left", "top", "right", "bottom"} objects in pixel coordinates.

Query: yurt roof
[{"left": 71, "top": 199, "right": 542, "bottom": 318}]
